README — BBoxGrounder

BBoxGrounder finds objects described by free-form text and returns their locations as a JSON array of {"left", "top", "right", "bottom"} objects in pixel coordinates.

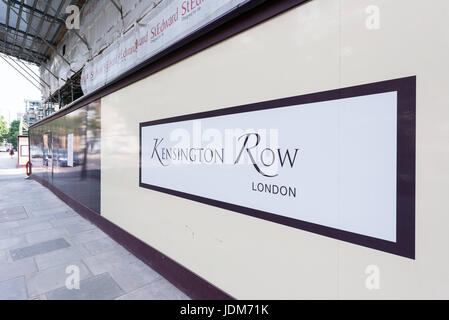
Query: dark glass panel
[{"left": 29, "top": 100, "right": 101, "bottom": 214}]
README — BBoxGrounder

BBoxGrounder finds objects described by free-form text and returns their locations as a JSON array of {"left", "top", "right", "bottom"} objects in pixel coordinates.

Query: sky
[{"left": 0, "top": 57, "right": 41, "bottom": 126}]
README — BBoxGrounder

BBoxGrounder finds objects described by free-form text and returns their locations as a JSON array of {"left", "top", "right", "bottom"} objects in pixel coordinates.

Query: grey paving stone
[
  {"left": 69, "top": 229, "right": 108, "bottom": 244},
  {"left": 52, "top": 211, "right": 77, "bottom": 219},
  {"left": 0, "top": 221, "right": 20, "bottom": 231},
  {"left": 47, "top": 273, "right": 124, "bottom": 300},
  {"left": 35, "top": 246, "right": 91, "bottom": 271},
  {"left": 11, "top": 222, "right": 53, "bottom": 236},
  {"left": 0, "top": 202, "right": 26, "bottom": 208},
  {"left": 0, "top": 206, "right": 27, "bottom": 215},
  {"left": 0, "top": 250, "right": 7, "bottom": 264},
  {"left": 0, "top": 229, "right": 11, "bottom": 240},
  {"left": 18, "top": 214, "right": 56, "bottom": 227},
  {"left": 30, "top": 207, "right": 72, "bottom": 218},
  {"left": 0, "top": 277, "right": 28, "bottom": 300},
  {"left": 83, "top": 237, "right": 120, "bottom": 255},
  {"left": 29, "top": 204, "right": 71, "bottom": 213},
  {"left": 0, "top": 169, "right": 190, "bottom": 301},
  {"left": 64, "top": 222, "right": 96, "bottom": 235},
  {"left": 27, "top": 261, "right": 91, "bottom": 297},
  {"left": 0, "top": 206, "right": 28, "bottom": 223},
  {"left": 29, "top": 200, "right": 65, "bottom": 208},
  {"left": 29, "top": 294, "right": 48, "bottom": 301},
  {"left": 28, "top": 194, "right": 58, "bottom": 201},
  {"left": 25, "top": 228, "right": 69, "bottom": 244},
  {"left": 117, "top": 277, "right": 190, "bottom": 300},
  {"left": 0, "top": 236, "right": 28, "bottom": 250},
  {"left": 0, "top": 213, "right": 29, "bottom": 223},
  {"left": 83, "top": 248, "right": 139, "bottom": 275},
  {"left": 0, "top": 259, "right": 37, "bottom": 282},
  {"left": 10, "top": 238, "right": 71, "bottom": 261},
  {"left": 109, "top": 261, "right": 162, "bottom": 292},
  {"left": 51, "top": 216, "right": 86, "bottom": 228}
]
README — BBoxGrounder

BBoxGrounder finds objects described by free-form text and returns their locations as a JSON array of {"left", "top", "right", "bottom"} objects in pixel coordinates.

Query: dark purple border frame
[{"left": 140, "top": 76, "right": 416, "bottom": 259}]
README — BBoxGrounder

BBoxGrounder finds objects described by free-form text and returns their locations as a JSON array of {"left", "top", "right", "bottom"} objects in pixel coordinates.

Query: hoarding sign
[
  {"left": 140, "top": 77, "right": 416, "bottom": 258},
  {"left": 20, "top": 145, "right": 29, "bottom": 157},
  {"left": 81, "top": 0, "right": 249, "bottom": 94},
  {"left": 17, "top": 135, "right": 29, "bottom": 167}
]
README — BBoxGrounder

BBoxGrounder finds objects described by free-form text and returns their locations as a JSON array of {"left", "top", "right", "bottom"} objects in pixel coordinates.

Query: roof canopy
[{"left": 0, "top": 0, "right": 80, "bottom": 65}]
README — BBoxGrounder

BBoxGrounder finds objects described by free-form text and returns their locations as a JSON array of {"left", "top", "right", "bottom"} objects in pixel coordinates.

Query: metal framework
[
  {"left": 0, "top": 0, "right": 76, "bottom": 64},
  {"left": 0, "top": 0, "right": 88, "bottom": 116}
]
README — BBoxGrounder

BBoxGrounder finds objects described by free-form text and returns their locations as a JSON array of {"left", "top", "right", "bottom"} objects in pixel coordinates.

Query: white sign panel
[
  {"left": 68, "top": 134, "right": 74, "bottom": 167},
  {"left": 18, "top": 136, "right": 29, "bottom": 166},
  {"left": 140, "top": 78, "right": 416, "bottom": 258}
]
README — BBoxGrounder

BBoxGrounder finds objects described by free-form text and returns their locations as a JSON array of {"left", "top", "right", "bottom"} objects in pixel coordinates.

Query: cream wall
[{"left": 101, "top": 0, "right": 449, "bottom": 299}]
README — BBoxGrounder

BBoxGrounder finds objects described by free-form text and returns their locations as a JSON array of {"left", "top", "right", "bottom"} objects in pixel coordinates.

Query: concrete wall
[{"left": 101, "top": 0, "right": 449, "bottom": 298}]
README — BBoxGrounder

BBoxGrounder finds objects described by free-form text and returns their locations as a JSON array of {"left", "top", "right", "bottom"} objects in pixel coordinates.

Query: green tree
[
  {"left": 0, "top": 116, "right": 8, "bottom": 142},
  {"left": 6, "top": 120, "right": 20, "bottom": 149}
]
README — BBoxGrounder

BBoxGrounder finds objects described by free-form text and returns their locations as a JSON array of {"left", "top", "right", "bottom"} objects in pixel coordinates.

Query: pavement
[{"left": 0, "top": 152, "right": 189, "bottom": 300}]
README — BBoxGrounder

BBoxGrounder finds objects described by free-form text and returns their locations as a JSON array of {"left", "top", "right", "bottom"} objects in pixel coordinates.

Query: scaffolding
[{"left": 0, "top": 0, "right": 87, "bottom": 118}]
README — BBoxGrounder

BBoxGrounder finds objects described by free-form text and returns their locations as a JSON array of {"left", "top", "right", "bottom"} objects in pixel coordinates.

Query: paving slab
[
  {"left": 69, "top": 229, "right": 108, "bottom": 244},
  {"left": 51, "top": 216, "right": 87, "bottom": 228},
  {"left": 0, "top": 229, "right": 11, "bottom": 240},
  {"left": 28, "top": 204, "right": 72, "bottom": 213},
  {"left": 0, "top": 250, "right": 7, "bottom": 264},
  {"left": 10, "top": 238, "right": 71, "bottom": 261},
  {"left": 11, "top": 221, "right": 53, "bottom": 236},
  {"left": 27, "top": 261, "right": 91, "bottom": 297},
  {"left": 47, "top": 273, "right": 124, "bottom": 300},
  {"left": 83, "top": 237, "right": 120, "bottom": 255},
  {"left": 64, "top": 222, "right": 96, "bottom": 234},
  {"left": 0, "top": 236, "right": 28, "bottom": 250},
  {"left": 30, "top": 207, "right": 73, "bottom": 218},
  {"left": 0, "top": 158, "right": 191, "bottom": 299},
  {"left": 17, "top": 214, "right": 56, "bottom": 227},
  {"left": 25, "top": 228, "right": 70, "bottom": 244},
  {"left": 0, "top": 277, "right": 28, "bottom": 300},
  {"left": 29, "top": 294, "right": 48, "bottom": 301},
  {"left": 0, "top": 221, "right": 20, "bottom": 231},
  {"left": 83, "top": 248, "right": 139, "bottom": 275},
  {"left": 0, "top": 259, "right": 37, "bottom": 282},
  {"left": 0, "top": 206, "right": 28, "bottom": 223},
  {"left": 0, "top": 206, "right": 27, "bottom": 215},
  {"left": 117, "top": 277, "right": 190, "bottom": 300},
  {"left": 35, "top": 246, "right": 91, "bottom": 271},
  {"left": 108, "top": 261, "right": 162, "bottom": 292}
]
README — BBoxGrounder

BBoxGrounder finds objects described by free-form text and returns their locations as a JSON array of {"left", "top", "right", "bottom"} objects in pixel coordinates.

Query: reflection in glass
[{"left": 29, "top": 101, "right": 101, "bottom": 214}]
